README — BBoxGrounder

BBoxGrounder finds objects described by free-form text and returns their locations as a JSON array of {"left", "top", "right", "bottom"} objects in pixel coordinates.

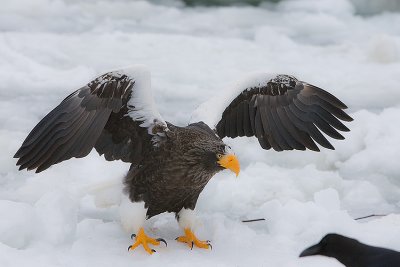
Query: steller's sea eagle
[{"left": 14, "top": 65, "right": 352, "bottom": 254}]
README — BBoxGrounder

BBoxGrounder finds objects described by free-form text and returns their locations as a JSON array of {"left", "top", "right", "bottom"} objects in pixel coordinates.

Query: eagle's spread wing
[
  {"left": 193, "top": 73, "right": 352, "bottom": 151},
  {"left": 14, "top": 65, "right": 168, "bottom": 173}
]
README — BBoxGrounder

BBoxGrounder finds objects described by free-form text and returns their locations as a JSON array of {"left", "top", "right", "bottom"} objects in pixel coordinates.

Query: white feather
[
  {"left": 99, "top": 65, "right": 168, "bottom": 136},
  {"left": 177, "top": 208, "right": 198, "bottom": 230},
  {"left": 190, "top": 72, "right": 277, "bottom": 129},
  {"left": 121, "top": 65, "right": 168, "bottom": 135},
  {"left": 119, "top": 195, "right": 147, "bottom": 233}
]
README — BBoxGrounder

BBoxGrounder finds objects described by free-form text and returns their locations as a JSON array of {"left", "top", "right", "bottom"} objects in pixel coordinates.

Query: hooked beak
[
  {"left": 299, "top": 243, "right": 322, "bottom": 257},
  {"left": 218, "top": 154, "right": 240, "bottom": 177}
]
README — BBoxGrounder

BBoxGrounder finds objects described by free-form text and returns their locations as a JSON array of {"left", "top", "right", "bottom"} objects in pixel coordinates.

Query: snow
[{"left": 1, "top": 0, "right": 400, "bottom": 266}]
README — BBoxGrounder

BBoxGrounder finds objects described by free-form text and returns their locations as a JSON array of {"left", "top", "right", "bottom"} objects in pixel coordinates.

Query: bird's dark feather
[
  {"left": 14, "top": 70, "right": 162, "bottom": 172},
  {"left": 124, "top": 122, "right": 225, "bottom": 218},
  {"left": 215, "top": 74, "right": 353, "bottom": 151},
  {"left": 300, "top": 233, "right": 400, "bottom": 267},
  {"left": 14, "top": 70, "right": 353, "bottom": 224}
]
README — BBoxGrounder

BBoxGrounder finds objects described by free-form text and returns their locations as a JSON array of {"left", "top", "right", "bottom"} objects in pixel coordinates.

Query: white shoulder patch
[
  {"left": 190, "top": 72, "right": 277, "bottom": 129},
  {"left": 116, "top": 65, "right": 168, "bottom": 135}
]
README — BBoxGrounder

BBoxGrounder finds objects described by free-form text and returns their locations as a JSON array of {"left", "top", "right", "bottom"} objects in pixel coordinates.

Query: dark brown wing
[
  {"left": 215, "top": 74, "right": 353, "bottom": 151},
  {"left": 14, "top": 66, "right": 168, "bottom": 173}
]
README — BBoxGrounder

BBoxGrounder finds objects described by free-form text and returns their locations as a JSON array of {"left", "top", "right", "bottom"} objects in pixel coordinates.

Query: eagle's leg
[
  {"left": 175, "top": 208, "right": 212, "bottom": 250},
  {"left": 128, "top": 227, "right": 167, "bottom": 254},
  {"left": 176, "top": 228, "right": 211, "bottom": 249},
  {"left": 119, "top": 197, "right": 166, "bottom": 254}
]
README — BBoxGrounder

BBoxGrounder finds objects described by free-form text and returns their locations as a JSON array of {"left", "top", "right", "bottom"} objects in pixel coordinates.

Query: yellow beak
[{"left": 218, "top": 154, "right": 240, "bottom": 177}]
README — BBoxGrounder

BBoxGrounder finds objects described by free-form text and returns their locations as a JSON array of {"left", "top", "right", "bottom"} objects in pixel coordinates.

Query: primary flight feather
[{"left": 14, "top": 65, "right": 352, "bottom": 254}]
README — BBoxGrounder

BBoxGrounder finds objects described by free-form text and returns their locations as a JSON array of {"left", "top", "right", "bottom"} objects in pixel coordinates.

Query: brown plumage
[
  {"left": 14, "top": 66, "right": 352, "bottom": 253},
  {"left": 125, "top": 122, "right": 226, "bottom": 218}
]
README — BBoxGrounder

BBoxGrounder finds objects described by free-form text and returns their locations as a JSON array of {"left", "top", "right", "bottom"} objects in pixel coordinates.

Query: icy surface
[{"left": 1, "top": 0, "right": 400, "bottom": 266}]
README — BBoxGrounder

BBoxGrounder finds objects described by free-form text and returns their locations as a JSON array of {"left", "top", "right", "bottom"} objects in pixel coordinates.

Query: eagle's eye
[{"left": 216, "top": 153, "right": 223, "bottom": 159}]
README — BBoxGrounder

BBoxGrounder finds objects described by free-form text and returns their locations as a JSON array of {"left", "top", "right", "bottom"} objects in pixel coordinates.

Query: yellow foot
[
  {"left": 176, "top": 228, "right": 212, "bottom": 250},
  {"left": 128, "top": 228, "right": 167, "bottom": 255}
]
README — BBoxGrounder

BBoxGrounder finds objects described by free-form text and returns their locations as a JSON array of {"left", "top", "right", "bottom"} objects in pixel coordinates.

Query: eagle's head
[
  {"left": 216, "top": 146, "right": 240, "bottom": 177},
  {"left": 199, "top": 142, "right": 240, "bottom": 177},
  {"left": 180, "top": 122, "right": 240, "bottom": 177}
]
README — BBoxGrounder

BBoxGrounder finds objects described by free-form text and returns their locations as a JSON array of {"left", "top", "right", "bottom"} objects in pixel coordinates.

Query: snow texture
[{"left": 1, "top": 0, "right": 400, "bottom": 266}]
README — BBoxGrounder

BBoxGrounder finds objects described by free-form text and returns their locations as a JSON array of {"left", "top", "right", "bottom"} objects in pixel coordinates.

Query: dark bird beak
[
  {"left": 218, "top": 154, "right": 240, "bottom": 177},
  {"left": 299, "top": 243, "right": 322, "bottom": 257}
]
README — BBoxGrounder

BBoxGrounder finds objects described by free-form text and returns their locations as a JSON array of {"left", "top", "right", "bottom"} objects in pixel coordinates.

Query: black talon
[
  {"left": 208, "top": 243, "right": 213, "bottom": 250},
  {"left": 157, "top": 238, "right": 168, "bottom": 247},
  {"left": 152, "top": 249, "right": 156, "bottom": 253},
  {"left": 191, "top": 241, "right": 194, "bottom": 250},
  {"left": 130, "top": 234, "right": 136, "bottom": 240},
  {"left": 175, "top": 237, "right": 179, "bottom": 240},
  {"left": 128, "top": 245, "right": 132, "bottom": 251}
]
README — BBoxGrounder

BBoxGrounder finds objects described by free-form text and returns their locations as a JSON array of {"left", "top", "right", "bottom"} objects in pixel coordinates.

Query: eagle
[{"left": 14, "top": 65, "right": 352, "bottom": 254}]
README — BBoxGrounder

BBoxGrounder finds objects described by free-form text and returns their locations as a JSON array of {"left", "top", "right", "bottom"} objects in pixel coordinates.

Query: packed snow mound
[{"left": 1, "top": 0, "right": 400, "bottom": 266}]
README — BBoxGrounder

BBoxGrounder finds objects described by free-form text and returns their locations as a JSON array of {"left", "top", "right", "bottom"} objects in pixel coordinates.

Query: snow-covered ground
[{"left": 1, "top": 0, "right": 400, "bottom": 266}]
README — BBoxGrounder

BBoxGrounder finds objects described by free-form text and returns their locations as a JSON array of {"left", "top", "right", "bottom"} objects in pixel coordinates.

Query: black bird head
[
  {"left": 299, "top": 233, "right": 359, "bottom": 258},
  {"left": 300, "top": 233, "right": 400, "bottom": 267}
]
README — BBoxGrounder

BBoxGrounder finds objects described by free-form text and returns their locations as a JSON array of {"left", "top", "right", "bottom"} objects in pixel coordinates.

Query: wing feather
[
  {"left": 35, "top": 111, "right": 98, "bottom": 172},
  {"left": 210, "top": 73, "right": 352, "bottom": 151},
  {"left": 275, "top": 96, "right": 306, "bottom": 150},
  {"left": 15, "top": 66, "right": 167, "bottom": 173},
  {"left": 236, "top": 102, "right": 245, "bottom": 136},
  {"left": 248, "top": 96, "right": 257, "bottom": 133},
  {"left": 312, "top": 113, "right": 344, "bottom": 140},
  {"left": 289, "top": 100, "right": 334, "bottom": 149},
  {"left": 265, "top": 96, "right": 292, "bottom": 150},
  {"left": 304, "top": 84, "right": 348, "bottom": 109},
  {"left": 310, "top": 105, "right": 350, "bottom": 131},
  {"left": 17, "top": 105, "right": 88, "bottom": 168},
  {"left": 276, "top": 107, "right": 306, "bottom": 150},
  {"left": 292, "top": 97, "right": 345, "bottom": 138},
  {"left": 270, "top": 107, "right": 299, "bottom": 150},
  {"left": 242, "top": 101, "right": 253, "bottom": 137},
  {"left": 254, "top": 108, "right": 264, "bottom": 138},
  {"left": 229, "top": 109, "right": 237, "bottom": 137},
  {"left": 224, "top": 116, "right": 230, "bottom": 138},
  {"left": 283, "top": 106, "right": 320, "bottom": 151},
  {"left": 260, "top": 102, "right": 283, "bottom": 151},
  {"left": 15, "top": 93, "right": 82, "bottom": 151}
]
